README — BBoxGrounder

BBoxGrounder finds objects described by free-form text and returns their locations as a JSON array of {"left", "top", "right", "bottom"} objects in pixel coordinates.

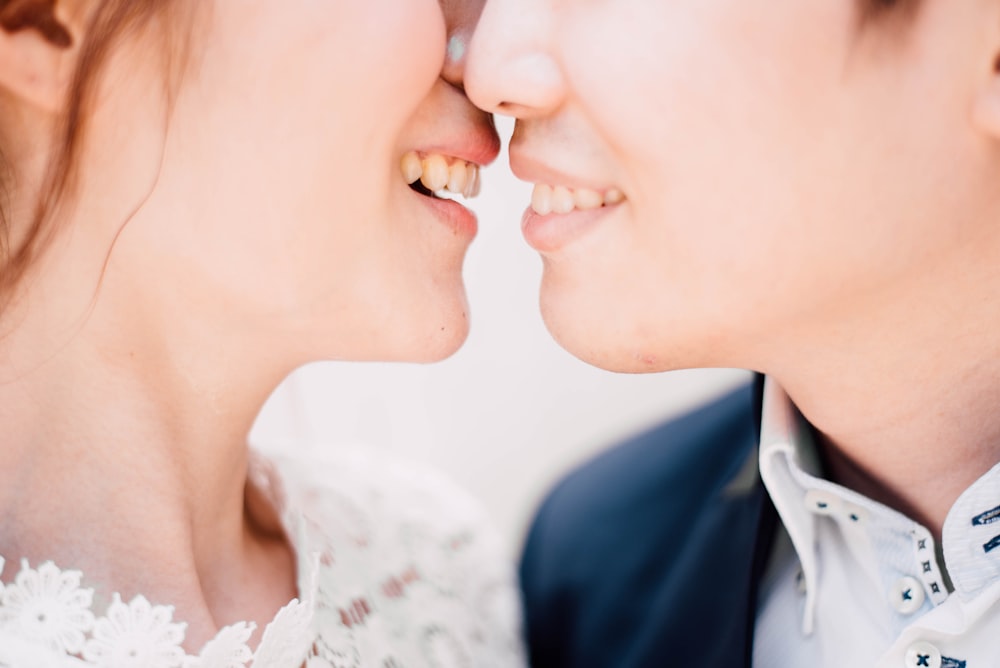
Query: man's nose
[{"left": 464, "top": 0, "right": 566, "bottom": 118}]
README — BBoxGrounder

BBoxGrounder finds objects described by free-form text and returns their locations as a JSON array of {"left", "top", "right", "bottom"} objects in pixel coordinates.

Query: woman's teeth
[
  {"left": 530, "top": 184, "right": 625, "bottom": 216},
  {"left": 401, "top": 151, "right": 481, "bottom": 199}
]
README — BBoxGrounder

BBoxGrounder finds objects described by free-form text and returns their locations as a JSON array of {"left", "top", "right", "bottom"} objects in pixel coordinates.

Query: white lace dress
[{"left": 0, "top": 446, "right": 526, "bottom": 668}]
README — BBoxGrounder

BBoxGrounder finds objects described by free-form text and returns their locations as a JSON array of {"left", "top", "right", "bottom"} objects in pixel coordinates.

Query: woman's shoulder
[
  {"left": 251, "top": 443, "right": 525, "bottom": 668},
  {"left": 256, "top": 443, "right": 498, "bottom": 543}
]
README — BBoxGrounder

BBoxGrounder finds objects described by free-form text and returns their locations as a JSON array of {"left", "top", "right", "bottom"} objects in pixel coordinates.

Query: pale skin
[
  {"left": 466, "top": 0, "right": 1000, "bottom": 540},
  {"left": 0, "top": 0, "right": 493, "bottom": 653}
]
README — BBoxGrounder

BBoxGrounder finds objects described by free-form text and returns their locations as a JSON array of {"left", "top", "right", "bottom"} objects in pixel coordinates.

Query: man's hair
[{"left": 858, "top": 0, "right": 921, "bottom": 28}]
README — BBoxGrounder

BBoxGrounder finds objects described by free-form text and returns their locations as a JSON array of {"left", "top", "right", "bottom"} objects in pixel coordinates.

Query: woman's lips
[
  {"left": 421, "top": 191, "right": 479, "bottom": 238},
  {"left": 401, "top": 151, "right": 481, "bottom": 200},
  {"left": 400, "top": 151, "right": 483, "bottom": 238}
]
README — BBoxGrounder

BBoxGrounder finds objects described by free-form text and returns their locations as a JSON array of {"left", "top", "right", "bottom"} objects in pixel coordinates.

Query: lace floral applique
[
  {"left": 0, "top": 556, "right": 317, "bottom": 668},
  {"left": 250, "top": 598, "right": 314, "bottom": 668},
  {"left": 0, "top": 557, "right": 94, "bottom": 655},
  {"left": 82, "top": 594, "right": 187, "bottom": 666},
  {"left": 182, "top": 622, "right": 255, "bottom": 668}
]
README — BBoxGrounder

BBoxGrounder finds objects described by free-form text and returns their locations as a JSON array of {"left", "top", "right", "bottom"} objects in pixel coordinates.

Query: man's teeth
[
  {"left": 400, "top": 151, "right": 481, "bottom": 199},
  {"left": 530, "top": 183, "right": 625, "bottom": 215}
]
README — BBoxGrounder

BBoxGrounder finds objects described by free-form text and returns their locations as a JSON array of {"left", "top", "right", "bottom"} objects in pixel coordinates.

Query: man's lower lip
[
  {"left": 420, "top": 194, "right": 478, "bottom": 237},
  {"left": 521, "top": 206, "right": 613, "bottom": 252}
]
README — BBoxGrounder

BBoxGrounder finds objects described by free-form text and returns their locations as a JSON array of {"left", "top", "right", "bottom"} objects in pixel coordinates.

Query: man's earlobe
[
  {"left": 0, "top": 0, "right": 77, "bottom": 113},
  {"left": 973, "top": 49, "right": 1000, "bottom": 140}
]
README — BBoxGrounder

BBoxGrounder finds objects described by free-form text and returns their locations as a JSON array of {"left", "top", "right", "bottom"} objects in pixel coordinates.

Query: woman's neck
[{"left": 0, "top": 273, "right": 297, "bottom": 652}]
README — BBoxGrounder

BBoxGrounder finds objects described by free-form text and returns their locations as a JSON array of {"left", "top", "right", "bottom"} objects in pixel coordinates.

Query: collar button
[
  {"left": 904, "top": 641, "right": 941, "bottom": 668},
  {"left": 890, "top": 576, "right": 925, "bottom": 615}
]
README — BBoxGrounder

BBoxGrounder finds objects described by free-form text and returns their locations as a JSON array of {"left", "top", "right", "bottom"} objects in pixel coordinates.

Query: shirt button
[
  {"left": 890, "top": 576, "right": 925, "bottom": 615},
  {"left": 804, "top": 489, "right": 841, "bottom": 516},
  {"left": 904, "top": 641, "right": 941, "bottom": 668},
  {"left": 842, "top": 502, "right": 869, "bottom": 524}
]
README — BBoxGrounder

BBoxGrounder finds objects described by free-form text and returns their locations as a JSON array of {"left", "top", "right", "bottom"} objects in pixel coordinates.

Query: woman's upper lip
[{"left": 416, "top": 122, "right": 501, "bottom": 168}]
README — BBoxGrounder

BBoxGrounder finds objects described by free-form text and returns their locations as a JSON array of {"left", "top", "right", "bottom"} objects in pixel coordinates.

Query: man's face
[{"left": 467, "top": 1, "right": 1000, "bottom": 373}]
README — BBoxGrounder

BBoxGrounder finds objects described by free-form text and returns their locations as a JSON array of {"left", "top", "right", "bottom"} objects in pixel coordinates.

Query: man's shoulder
[
  {"left": 529, "top": 382, "right": 759, "bottom": 549},
  {"left": 520, "top": 382, "right": 765, "bottom": 668}
]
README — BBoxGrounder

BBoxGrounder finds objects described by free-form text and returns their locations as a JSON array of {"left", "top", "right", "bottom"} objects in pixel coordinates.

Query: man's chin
[
  {"left": 539, "top": 291, "right": 733, "bottom": 374},
  {"left": 540, "top": 312, "right": 675, "bottom": 375}
]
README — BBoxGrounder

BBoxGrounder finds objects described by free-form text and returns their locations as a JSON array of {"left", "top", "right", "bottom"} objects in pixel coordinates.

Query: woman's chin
[
  {"left": 362, "top": 297, "right": 472, "bottom": 364},
  {"left": 406, "top": 303, "right": 472, "bottom": 363},
  {"left": 414, "top": 330, "right": 469, "bottom": 363}
]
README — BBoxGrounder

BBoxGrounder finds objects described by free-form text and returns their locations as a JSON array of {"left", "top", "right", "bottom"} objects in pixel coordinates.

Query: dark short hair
[{"left": 857, "top": 0, "right": 922, "bottom": 28}]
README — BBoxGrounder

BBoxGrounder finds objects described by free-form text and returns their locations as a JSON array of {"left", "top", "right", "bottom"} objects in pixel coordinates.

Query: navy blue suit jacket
[{"left": 519, "top": 381, "right": 776, "bottom": 668}]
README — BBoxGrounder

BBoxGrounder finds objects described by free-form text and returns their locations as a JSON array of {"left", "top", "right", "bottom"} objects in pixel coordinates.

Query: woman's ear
[{"left": 0, "top": 0, "right": 82, "bottom": 112}]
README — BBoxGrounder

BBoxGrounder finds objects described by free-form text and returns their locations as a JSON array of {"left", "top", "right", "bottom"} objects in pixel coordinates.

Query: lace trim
[
  {"left": 0, "top": 554, "right": 319, "bottom": 668},
  {"left": 0, "top": 448, "right": 525, "bottom": 668}
]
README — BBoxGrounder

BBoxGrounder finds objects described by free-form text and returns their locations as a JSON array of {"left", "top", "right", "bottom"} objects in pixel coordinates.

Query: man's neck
[{"left": 772, "top": 350, "right": 1000, "bottom": 541}]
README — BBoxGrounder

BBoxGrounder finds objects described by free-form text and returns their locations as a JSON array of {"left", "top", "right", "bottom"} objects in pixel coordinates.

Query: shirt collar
[
  {"left": 758, "top": 377, "right": 1000, "bottom": 632},
  {"left": 757, "top": 378, "right": 822, "bottom": 634},
  {"left": 942, "top": 463, "right": 1000, "bottom": 599}
]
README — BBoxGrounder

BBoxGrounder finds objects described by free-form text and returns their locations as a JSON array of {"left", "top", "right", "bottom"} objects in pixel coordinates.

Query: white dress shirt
[{"left": 754, "top": 379, "right": 1000, "bottom": 668}]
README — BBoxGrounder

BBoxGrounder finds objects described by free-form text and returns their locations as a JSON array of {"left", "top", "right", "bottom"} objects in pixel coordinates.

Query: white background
[{"left": 250, "top": 119, "right": 750, "bottom": 549}]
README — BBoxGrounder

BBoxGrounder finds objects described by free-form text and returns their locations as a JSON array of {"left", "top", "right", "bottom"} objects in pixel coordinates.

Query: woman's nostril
[{"left": 447, "top": 35, "right": 467, "bottom": 65}]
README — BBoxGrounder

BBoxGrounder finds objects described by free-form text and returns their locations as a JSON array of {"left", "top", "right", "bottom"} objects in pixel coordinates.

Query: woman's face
[
  {"left": 465, "top": 0, "right": 1000, "bottom": 373},
  {"left": 99, "top": 0, "right": 498, "bottom": 364}
]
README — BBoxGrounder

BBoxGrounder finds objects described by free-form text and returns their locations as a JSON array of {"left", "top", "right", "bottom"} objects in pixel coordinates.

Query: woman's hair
[{"left": 0, "top": 0, "right": 180, "bottom": 302}]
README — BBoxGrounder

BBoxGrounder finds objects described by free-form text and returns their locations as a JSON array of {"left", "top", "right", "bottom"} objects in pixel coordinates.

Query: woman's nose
[
  {"left": 439, "top": 0, "right": 484, "bottom": 90},
  {"left": 464, "top": 0, "right": 566, "bottom": 118}
]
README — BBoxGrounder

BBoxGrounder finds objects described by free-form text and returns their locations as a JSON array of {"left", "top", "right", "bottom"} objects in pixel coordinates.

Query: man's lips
[
  {"left": 529, "top": 183, "right": 624, "bottom": 215},
  {"left": 510, "top": 151, "right": 626, "bottom": 215}
]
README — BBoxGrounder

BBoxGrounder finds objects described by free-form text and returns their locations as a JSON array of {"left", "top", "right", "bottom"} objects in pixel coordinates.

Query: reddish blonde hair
[{"left": 0, "top": 0, "right": 180, "bottom": 300}]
